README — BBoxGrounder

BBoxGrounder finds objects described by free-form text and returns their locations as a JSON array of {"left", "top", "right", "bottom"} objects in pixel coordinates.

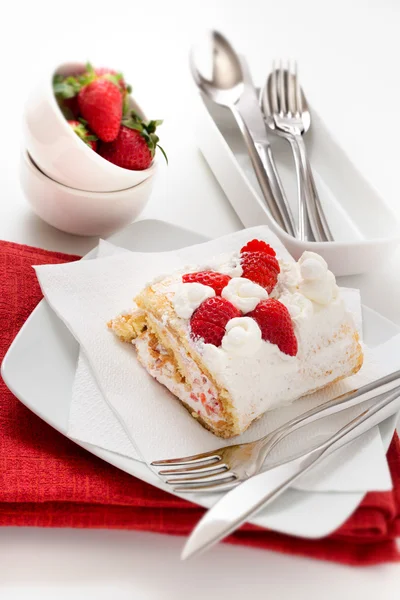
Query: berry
[
  {"left": 53, "top": 63, "right": 127, "bottom": 141},
  {"left": 240, "top": 239, "right": 276, "bottom": 256},
  {"left": 78, "top": 78, "right": 123, "bottom": 142},
  {"left": 190, "top": 297, "right": 240, "bottom": 346},
  {"left": 67, "top": 120, "right": 98, "bottom": 151},
  {"left": 95, "top": 67, "right": 130, "bottom": 93},
  {"left": 99, "top": 111, "right": 166, "bottom": 170},
  {"left": 99, "top": 126, "right": 152, "bottom": 170},
  {"left": 94, "top": 67, "right": 132, "bottom": 115},
  {"left": 182, "top": 271, "right": 231, "bottom": 295},
  {"left": 240, "top": 251, "right": 280, "bottom": 293},
  {"left": 248, "top": 299, "right": 298, "bottom": 356}
]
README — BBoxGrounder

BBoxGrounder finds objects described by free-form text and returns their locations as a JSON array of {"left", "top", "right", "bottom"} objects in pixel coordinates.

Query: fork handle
[
  {"left": 290, "top": 135, "right": 331, "bottom": 242},
  {"left": 287, "top": 136, "right": 314, "bottom": 241},
  {"left": 306, "top": 157, "right": 334, "bottom": 242}
]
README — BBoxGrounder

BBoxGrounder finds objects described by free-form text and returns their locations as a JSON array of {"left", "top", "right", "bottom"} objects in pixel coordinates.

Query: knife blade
[
  {"left": 233, "top": 56, "right": 297, "bottom": 237},
  {"left": 181, "top": 385, "right": 400, "bottom": 560}
]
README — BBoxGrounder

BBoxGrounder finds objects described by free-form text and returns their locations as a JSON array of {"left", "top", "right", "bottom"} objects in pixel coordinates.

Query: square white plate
[{"left": 2, "top": 219, "right": 399, "bottom": 539}]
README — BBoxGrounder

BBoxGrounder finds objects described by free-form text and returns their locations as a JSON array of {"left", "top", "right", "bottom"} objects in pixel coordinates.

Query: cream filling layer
[{"left": 134, "top": 329, "right": 222, "bottom": 424}]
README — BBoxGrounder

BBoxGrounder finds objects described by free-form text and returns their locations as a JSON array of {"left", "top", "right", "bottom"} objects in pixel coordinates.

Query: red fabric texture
[{"left": 1, "top": 240, "right": 399, "bottom": 565}]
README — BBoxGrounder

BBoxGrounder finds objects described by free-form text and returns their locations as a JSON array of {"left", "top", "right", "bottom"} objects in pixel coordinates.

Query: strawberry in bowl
[
  {"left": 53, "top": 63, "right": 166, "bottom": 170},
  {"left": 99, "top": 110, "right": 167, "bottom": 170}
]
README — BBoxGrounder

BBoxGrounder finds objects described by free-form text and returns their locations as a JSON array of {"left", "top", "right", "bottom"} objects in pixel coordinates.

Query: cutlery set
[
  {"left": 154, "top": 367, "right": 400, "bottom": 559},
  {"left": 181, "top": 381, "right": 400, "bottom": 559},
  {"left": 190, "top": 31, "right": 331, "bottom": 242}
]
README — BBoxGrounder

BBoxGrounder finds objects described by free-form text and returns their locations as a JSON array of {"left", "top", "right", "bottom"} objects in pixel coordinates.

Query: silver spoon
[{"left": 190, "top": 31, "right": 296, "bottom": 237}]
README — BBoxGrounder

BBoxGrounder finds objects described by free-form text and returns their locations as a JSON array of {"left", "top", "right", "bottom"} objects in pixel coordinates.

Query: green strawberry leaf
[
  {"left": 157, "top": 144, "right": 168, "bottom": 165},
  {"left": 69, "top": 120, "right": 98, "bottom": 147},
  {"left": 103, "top": 73, "right": 122, "bottom": 88},
  {"left": 146, "top": 119, "right": 164, "bottom": 134},
  {"left": 123, "top": 94, "right": 131, "bottom": 116},
  {"left": 122, "top": 110, "right": 166, "bottom": 162},
  {"left": 53, "top": 74, "right": 81, "bottom": 99},
  {"left": 85, "top": 62, "right": 96, "bottom": 78},
  {"left": 123, "top": 121, "right": 144, "bottom": 133}
]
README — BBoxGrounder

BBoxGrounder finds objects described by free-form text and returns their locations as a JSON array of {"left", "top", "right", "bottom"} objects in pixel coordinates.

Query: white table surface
[{"left": 1, "top": 0, "right": 400, "bottom": 597}]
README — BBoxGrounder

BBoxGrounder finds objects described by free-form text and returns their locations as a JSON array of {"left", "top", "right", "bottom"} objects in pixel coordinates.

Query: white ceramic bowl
[
  {"left": 23, "top": 62, "right": 157, "bottom": 192},
  {"left": 20, "top": 150, "right": 154, "bottom": 236}
]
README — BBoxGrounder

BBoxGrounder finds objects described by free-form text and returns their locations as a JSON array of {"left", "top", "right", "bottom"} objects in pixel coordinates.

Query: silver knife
[
  {"left": 236, "top": 57, "right": 297, "bottom": 237},
  {"left": 181, "top": 385, "right": 400, "bottom": 560}
]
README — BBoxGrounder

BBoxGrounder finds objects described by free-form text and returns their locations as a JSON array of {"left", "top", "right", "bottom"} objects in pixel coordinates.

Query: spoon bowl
[{"left": 190, "top": 31, "right": 245, "bottom": 107}]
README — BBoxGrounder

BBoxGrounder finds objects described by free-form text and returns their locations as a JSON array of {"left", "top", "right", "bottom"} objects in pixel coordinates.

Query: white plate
[
  {"left": 2, "top": 219, "right": 400, "bottom": 539},
  {"left": 196, "top": 95, "right": 400, "bottom": 276}
]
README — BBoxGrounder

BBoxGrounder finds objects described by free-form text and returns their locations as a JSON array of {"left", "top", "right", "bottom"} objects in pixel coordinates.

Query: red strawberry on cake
[
  {"left": 248, "top": 298, "right": 298, "bottom": 356},
  {"left": 182, "top": 271, "right": 231, "bottom": 296},
  {"left": 190, "top": 297, "right": 241, "bottom": 346},
  {"left": 108, "top": 237, "right": 363, "bottom": 438}
]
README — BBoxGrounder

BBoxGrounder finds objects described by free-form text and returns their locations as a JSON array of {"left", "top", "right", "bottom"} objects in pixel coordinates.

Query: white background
[{"left": 1, "top": 0, "right": 400, "bottom": 597}]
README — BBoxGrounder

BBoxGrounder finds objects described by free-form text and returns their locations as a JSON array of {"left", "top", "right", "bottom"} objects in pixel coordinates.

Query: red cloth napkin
[{"left": 1, "top": 240, "right": 400, "bottom": 566}]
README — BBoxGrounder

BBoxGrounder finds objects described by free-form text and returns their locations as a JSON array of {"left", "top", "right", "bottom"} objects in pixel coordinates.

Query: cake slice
[{"left": 108, "top": 239, "right": 363, "bottom": 438}]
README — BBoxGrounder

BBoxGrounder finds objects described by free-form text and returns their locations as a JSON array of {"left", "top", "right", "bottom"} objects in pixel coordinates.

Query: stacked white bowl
[{"left": 21, "top": 63, "right": 156, "bottom": 236}]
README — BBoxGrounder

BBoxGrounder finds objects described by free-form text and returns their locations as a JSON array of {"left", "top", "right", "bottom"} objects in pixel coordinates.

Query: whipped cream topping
[
  {"left": 279, "top": 291, "right": 314, "bottom": 321},
  {"left": 205, "top": 252, "right": 243, "bottom": 278},
  {"left": 276, "top": 260, "right": 301, "bottom": 294},
  {"left": 172, "top": 282, "right": 215, "bottom": 319},
  {"left": 298, "top": 251, "right": 339, "bottom": 305},
  {"left": 221, "top": 277, "right": 268, "bottom": 313},
  {"left": 221, "top": 317, "right": 262, "bottom": 356}
]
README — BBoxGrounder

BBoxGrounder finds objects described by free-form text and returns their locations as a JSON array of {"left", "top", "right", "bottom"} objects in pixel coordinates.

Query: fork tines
[
  {"left": 271, "top": 59, "right": 302, "bottom": 117},
  {"left": 151, "top": 452, "right": 237, "bottom": 493}
]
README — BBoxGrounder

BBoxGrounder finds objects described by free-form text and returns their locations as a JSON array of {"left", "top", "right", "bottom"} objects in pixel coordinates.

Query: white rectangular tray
[
  {"left": 196, "top": 95, "right": 400, "bottom": 276},
  {"left": 2, "top": 219, "right": 400, "bottom": 540}
]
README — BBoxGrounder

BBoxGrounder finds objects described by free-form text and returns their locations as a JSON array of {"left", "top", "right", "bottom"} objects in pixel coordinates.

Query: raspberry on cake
[{"left": 108, "top": 241, "right": 363, "bottom": 438}]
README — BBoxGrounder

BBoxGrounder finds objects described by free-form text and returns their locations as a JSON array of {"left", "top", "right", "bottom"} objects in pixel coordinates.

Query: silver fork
[
  {"left": 151, "top": 370, "right": 400, "bottom": 493},
  {"left": 264, "top": 61, "right": 330, "bottom": 242}
]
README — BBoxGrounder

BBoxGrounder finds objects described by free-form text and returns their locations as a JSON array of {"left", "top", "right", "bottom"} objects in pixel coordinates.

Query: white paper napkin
[
  {"left": 35, "top": 227, "right": 394, "bottom": 492},
  {"left": 69, "top": 241, "right": 141, "bottom": 460}
]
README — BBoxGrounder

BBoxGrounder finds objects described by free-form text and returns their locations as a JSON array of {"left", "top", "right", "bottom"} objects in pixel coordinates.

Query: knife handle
[{"left": 231, "top": 108, "right": 296, "bottom": 238}]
